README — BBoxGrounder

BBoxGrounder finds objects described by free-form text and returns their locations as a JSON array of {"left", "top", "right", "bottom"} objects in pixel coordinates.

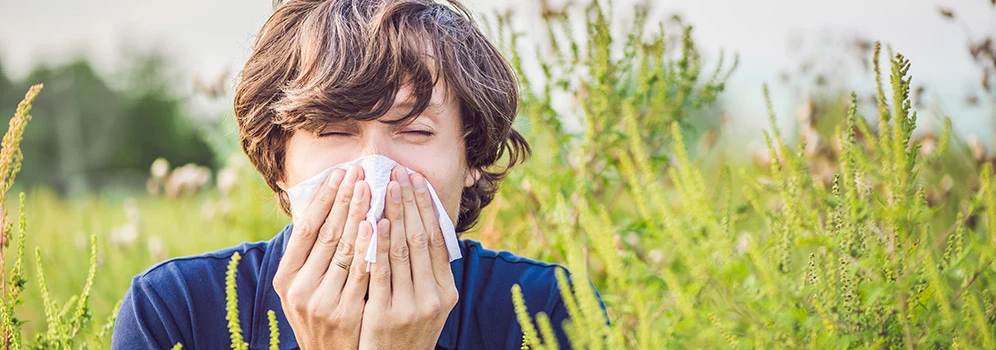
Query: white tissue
[{"left": 284, "top": 155, "right": 462, "bottom": 269}]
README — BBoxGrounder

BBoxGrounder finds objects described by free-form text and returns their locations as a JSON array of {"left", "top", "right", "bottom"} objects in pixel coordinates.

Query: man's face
[{"left": 278, "top": 82, "right": 476, "bottom": 226}]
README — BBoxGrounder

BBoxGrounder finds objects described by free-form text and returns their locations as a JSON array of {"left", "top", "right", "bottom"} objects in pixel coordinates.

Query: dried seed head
[{"left": 151, "top": 158, "right": 171, "bottom": 181}]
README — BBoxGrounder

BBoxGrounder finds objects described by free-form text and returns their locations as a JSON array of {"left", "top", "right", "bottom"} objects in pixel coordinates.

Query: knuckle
[
  {"left": 315, "top": 188, "right": 336, "bottom": 205},
  {"left": 272, "top": 269, "right": 294, "bottom": 292},
  {"left": 427, "top": 228, "right": 445, "bottom": 248},
  {"left": 306, "top": 299, "right": 328, "bottom": 317},
  {"left": 291, "top": 222, "right": 316, "bottom": 239},
  {"left": 387, "top": 204, "right": 402, "bottom": 220},
  {"left": 443, "top": 288, "right": 459, "bottom": 308},
  {"left": 349, "top": 267, "right": 367, "bottom": 283},
  {"left": 337, "top": 241, "right": 355, "bottom": 257},
  {"left": 396, "top": 310, "right": 417, "bottom": 326},
  {"left": 372, "top": 265, "right": 391, "bottom": 281},
  {"left": 348, "top": 208, "right": 366, "bottom": 222},
  {"left": 316, "top": 223, "right": 340, "bottom": 247},
  {"left": 422, "top": 298, "right": 442, "bottom": 316},
  {"left": 416, "top": 190, "right": 433, "bottom": 205},
  {"left": 285, "top": 287, "right": 310, "bottom": 306},
  {"left": 272, "top": 278, "right": 289, "bottom": 296},
  {"left": 315, "top": 187, "right": 339, "bottom": 204},
  {"left": 335, "top": 188, "right": 353, "bottom": 206},
  {"left": 390, "top": 244, "right": 410, "bottom": 262},
  {"left": 409, "top": 230, "right": 430, "bottom": 249}
]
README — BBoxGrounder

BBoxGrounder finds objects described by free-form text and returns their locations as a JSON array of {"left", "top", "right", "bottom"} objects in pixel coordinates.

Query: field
[{"left": 3, "top": 1, "right": 996, "bottom": 349}]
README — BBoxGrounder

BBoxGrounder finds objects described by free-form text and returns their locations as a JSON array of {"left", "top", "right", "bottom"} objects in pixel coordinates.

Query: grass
[{"left": 2, "top": 0, "right": 996, "bottom": 348}]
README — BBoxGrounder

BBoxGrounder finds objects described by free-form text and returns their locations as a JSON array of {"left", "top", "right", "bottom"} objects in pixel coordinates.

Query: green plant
[
  {"left": 0, "top": 86, "right": 119, "bottom": 348},
  {"left": 506, "top": 3, "right": 996, "bottom": 344},
  {"left": 5, "top": 1, "right": 996, "bottom": 349},
  {"left": 0, "top": 84, "right": 40, "bottom": 350}
]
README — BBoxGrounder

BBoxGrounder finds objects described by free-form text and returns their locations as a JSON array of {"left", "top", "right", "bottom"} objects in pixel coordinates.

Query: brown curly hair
[{"left": 233, "top": 0, "right": 529, "bottom": 234}]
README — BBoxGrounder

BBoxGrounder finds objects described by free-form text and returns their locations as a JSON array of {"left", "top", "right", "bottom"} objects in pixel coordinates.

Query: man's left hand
[{"left": 359, "top": 166, "right": 459, "bottom": 349}]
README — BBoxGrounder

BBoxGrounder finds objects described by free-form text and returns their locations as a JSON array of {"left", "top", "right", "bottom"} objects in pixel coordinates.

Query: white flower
[
  {"left": 148, "top": 235, "right": 166, "bottom": 261},
  {"left": 217, "top": 167, "right": 239, "bottom": 195},
  {"left": 166, "top": 164, "right": 212, "bottom": 197},
  {"left": 110, "top": 223, "right": 139, "bottom": 247},
  {"left": 151, "top": 158, "right": 171, "bottom": 181}
]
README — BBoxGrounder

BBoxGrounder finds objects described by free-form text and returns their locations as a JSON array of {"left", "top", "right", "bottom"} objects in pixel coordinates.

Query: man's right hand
[{"left": 272, "top": 164, "right": 374, "bottom": 350}]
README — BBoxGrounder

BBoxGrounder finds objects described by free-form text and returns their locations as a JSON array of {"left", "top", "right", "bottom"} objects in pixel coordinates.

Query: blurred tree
[
  {"left": 0, "top": 59, "right": 15, "bottom": 119},
  {"left": 8, "top": 52, "right": 215, "bottom": 196}
]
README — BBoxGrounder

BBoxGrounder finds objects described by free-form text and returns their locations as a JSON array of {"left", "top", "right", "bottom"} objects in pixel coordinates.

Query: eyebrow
[
  {"left": 393, "top": 99, "right": 444, "bottom": 112},
  {"left": 318, "top": 119, "right": 359, "bottom": 129},
  {"left": 380, "top": 99, "right": 443, "bottom": 123}
]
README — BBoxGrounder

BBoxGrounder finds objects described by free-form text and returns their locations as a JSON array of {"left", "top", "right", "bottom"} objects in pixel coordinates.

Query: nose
[{"left": 356, "top": 126, "right": 397, "bottom": 161}]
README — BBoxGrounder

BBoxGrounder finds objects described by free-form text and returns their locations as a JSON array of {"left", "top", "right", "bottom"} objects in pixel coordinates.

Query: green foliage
[
  {"left": 1, "top": 195, "right": 28, "bottom": 349},
  {"left": 4, "top": 55, "right": 216, "bottom": 195},
  {"left": 29, "top": 234, "right": 99, "bottom": 349},
  {"left": 2, "top": 1, "right": 996, "bottom": 349},
  {"left": 267, "top": 310, "right": 280, "bottom": 350},
  {"left": 226, "top": 252, "right": 247, "bottom": 350},
  {"left": 497, "top": 1, "right": 996, "bottom": 349},
  {"left": 225, "top": 252, "right": 282, "bottom": 349},
  {"left": 0, "top": 86, "right": 123, "bottom": 348}
]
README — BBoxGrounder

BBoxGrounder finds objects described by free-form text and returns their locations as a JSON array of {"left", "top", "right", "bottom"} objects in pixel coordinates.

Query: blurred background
[
  {"left": 0, "top": 0, "right": 992, "bottom": 198},
  {"left": 1, "top": 0, "right": 996, "bottom": 345}
]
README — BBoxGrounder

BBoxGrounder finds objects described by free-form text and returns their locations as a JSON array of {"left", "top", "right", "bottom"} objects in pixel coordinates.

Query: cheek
[
  {"left": 411, "top": 164, "right": 466, "bottom": 226},
  {"left": 282, "top": 130, "right": 351, "bottom": 189}
]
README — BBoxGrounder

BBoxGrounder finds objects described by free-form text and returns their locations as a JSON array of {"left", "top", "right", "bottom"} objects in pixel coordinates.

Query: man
[{"left": 112, "top": 0, "right": 599, "bottom": 348}]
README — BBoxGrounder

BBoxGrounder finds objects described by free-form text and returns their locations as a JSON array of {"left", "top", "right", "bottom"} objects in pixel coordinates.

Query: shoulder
[
  {"left": 458, "top": 238, "right": 573, "bottom": 305},
  {"left": 112, "top": 229, "right": 287, "bottom": 349},
  {"left": 134, "top": 240, "right": 270, "bottom": 288},
  {"left": 460, "top": 239, "right": 568, "bottom": 292},
  {"left": 453, "top": 239, "right": 586, "bottom": 349}
]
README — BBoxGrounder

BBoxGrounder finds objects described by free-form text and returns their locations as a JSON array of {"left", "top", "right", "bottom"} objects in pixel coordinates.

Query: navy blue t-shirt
[{"left": 111, "top": 224, "right": 599, "bottom": 349}]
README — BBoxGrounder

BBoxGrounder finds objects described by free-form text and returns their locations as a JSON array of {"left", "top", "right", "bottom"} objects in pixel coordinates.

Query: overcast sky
[{"left": 1, "top": 0, "right": 993, "bottom": 144}]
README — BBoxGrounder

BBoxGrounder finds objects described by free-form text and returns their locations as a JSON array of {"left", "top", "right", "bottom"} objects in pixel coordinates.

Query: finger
[
  {"left": 385, "top": 181, "right": 414, "bottom": 301},
  {"left": 314, "top": 179, "right": 369, "bottom": 295},
  {"left": 280, "top": 168, "right": 347, "bottom": 275},
  {"left": 339, "top": 219, "right": 374, "bottom": 314},
  {"left": 298, "top": 167, "right": 362, "bottom": 284},
  {"left": 368, "top": 219, "right": 392, "bottom": 307},
  {"left": 411, "top": 173, "right": 455, "bottom": 287},
  {"left": 395, "top": 167, "right": 434, "bottom": 299},
  {"left": 322, "top": 176, "right": 370, "bottom": 295}
]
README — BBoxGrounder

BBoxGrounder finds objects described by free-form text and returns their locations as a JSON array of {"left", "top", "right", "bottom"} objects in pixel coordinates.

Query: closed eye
[
  {"left": 404, "top": 131, "right": 434, "bottom": 136},
  {"left": 319, "top": 132, "right": 352, "bottom": 138}
]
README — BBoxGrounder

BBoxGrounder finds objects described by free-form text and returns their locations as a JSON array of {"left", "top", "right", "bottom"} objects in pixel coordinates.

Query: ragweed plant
[
  {"left": 0, "top": 86, "right": 43, "bottom": 348},
  {"left": 0, "top": 86, "right": 121, "bottom": 348},
  {"left": 5, "top": 1, "right": 996, "bottom": 349},
  {"left": 496, "top": 0, "right": 736, "bottom": 347},
  {"left": 504, "top": 1, "right": 996, "bottom": 349}
]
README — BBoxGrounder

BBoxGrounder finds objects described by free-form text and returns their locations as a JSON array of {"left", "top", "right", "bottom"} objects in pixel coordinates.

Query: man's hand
[
  {"left": 272, "top": 164, "right": 376, "bottom": 350},
  {"left": 359, "top": 165, "right": 459, "bottom": 349}
]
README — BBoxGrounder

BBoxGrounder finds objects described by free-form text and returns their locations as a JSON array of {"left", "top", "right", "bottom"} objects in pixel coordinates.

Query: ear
[{"left": 464, "top": 167, "right": 482, "bottom": 187}]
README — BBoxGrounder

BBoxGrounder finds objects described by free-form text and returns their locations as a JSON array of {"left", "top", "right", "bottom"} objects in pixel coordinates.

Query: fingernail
[
  {"left": 412, "top": 174, "right": 427, "bottom": 194},
  {"left": 397, "top": 169, "right": 411, "bottom": 186},
  {"left": 390, "top": 182, "right": 401, "bottom": 203},
  {"left": 327, "top": 169, "right": 345, "bottom": 188},
  {"left": 378, "top": 220, "right": 389, "bottom": 237},
  {"left": 348, "top": 164, "right": 360, "bottom": 180},
  {"left": 352, "top": 181, "right": 366, "bottom": 203},
  {"left": 360, "top": 221, "right": 372, "bottom": 238}
]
